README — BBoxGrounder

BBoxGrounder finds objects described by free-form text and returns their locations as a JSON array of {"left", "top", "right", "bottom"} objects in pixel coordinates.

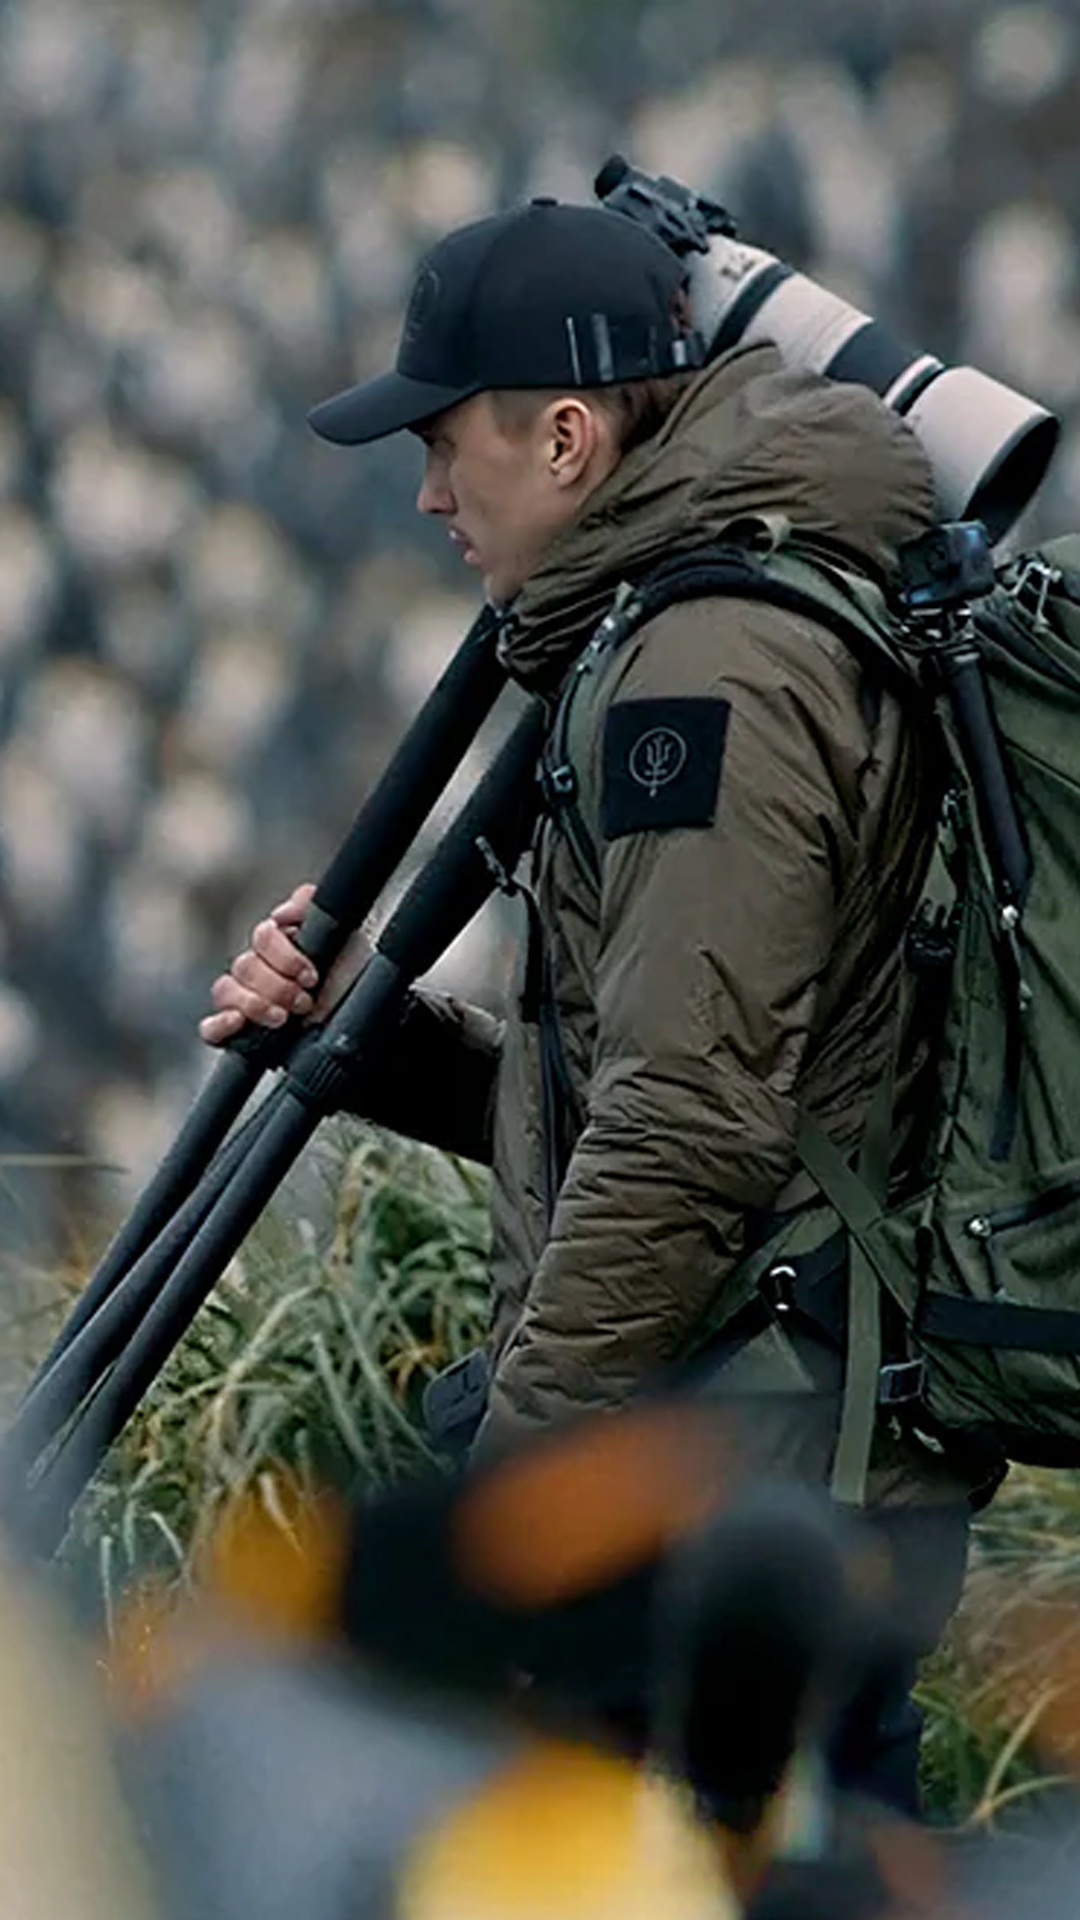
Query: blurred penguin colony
[
  {"left": 7, "top": 1403, "right": 1080, "bottom": 1920},
  {"left": 3, "top": 0, "right": 1080, "bottom": 1238}
]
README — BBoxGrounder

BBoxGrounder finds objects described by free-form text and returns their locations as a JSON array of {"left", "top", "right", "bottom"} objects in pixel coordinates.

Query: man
[{"left": 202, "top": 198, "right": 985, "bottom": 1806}]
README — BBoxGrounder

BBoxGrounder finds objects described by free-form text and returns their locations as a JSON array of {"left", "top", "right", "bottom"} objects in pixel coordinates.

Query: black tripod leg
[
  {"left": 16, "top": 705, "right": 545, "bottom": 1556},
  {"left": 4, "top": 1082, "right": 291, "bottom": 1480},
  {"left": 24, "top": 608, "right": 507, "bottom": 1384}
]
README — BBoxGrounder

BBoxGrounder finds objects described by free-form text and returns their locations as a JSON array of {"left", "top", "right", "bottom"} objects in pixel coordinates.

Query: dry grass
[
  {"left": 33, "top": 1125, "right": 492, "bottom": 1607},
  {"left": 916, "top": 1467, "right": 1080, "bottom": 1826},
  {"left": 5, "top": 1128, "right": 1080, "bottom": 1829}
]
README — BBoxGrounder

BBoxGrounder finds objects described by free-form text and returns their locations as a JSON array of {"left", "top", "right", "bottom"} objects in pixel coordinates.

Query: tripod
[{"left": 2, "top": 605, "right": 544, "bottom": 1559}]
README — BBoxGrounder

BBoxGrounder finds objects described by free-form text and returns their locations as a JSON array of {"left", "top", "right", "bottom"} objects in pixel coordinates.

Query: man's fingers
[
  {"left": 199, "top": 1008, "right": 246, "bottom": 1046},
  {"left": 250, "top": 917, "right": 320, "bottom": 987},
  {"left": 199, "top": 882, "right": 324, "bottom": 1048},
  {"left": 211, "top": 976, "right": 287, "bottom": 1026},
  {"left": 209, "top": 966, "right": 312, "bottom": 1026},
  {"left": 226, "top": 948, "right": 311, "bottom": 1021},
  {"left": 199, "top": 973, "right": 310, "bottom": 1046},
  {"left": 270, "top": 882, "right": 317, "bottom": 929}
]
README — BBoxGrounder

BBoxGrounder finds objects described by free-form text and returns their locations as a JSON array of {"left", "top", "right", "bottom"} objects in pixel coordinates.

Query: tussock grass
[
  {"left": 53, "top": 1125, "right": 491, "bottom": 1600},
  {"left": 917, "top": 1467, "right": 1080, "bottom": 1828},
  {"left": 5, "top": 1127, "right": 1080, "bottom": 1828}
]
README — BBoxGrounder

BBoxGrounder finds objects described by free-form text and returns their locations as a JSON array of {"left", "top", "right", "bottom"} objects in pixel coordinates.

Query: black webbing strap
[
  {"left": 477, "top": 826, "right": 581, "bottom": 1219},
  {"left": 610, "top": 544, "right": 914, "bottom": 698},
  {"left": 990, "top": 930, "right": 1026, "bottom": 1164},
  {"left": 513, "top": 872, "right": 583, "bottom": 1220},
  {"left": 540, "top": 539, "right": 915, "bottom": 886},
  {"left": 920, "top": 1294, "right": 1080, "bottom": 1354}
]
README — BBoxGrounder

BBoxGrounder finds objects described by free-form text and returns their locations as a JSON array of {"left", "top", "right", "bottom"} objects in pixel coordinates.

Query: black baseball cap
[{"left": 308, "top": 199, "right": 703, "bottom": 446}]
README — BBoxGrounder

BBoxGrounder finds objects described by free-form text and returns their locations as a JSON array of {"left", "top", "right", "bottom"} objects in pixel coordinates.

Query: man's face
[{"left": 413, "top": 392, "right": 611, "bottom": 606}]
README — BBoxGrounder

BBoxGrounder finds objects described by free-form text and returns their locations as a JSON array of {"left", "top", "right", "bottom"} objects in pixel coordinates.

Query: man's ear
[{"left": 547, "top": 398, "right": 611, "bottom": 487}]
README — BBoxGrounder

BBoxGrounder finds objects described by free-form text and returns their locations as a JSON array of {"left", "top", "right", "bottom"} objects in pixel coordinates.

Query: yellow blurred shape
[
  {"left": 109, "top": 1482, "right": 348, "bottom": 1717},
  {"left": 985, "top": 1592, "right": 1080, "bottom": 1772},
  {"left": 105, "top": 1577, "right": 187, "bottom": 1717},
  {"left": 0, "top": 1545, "right": 155, "bottom": 1917},
  {"left": 455, "top": 1405, "right": 731, "bottom": 1608},
  {"left": 398, "top": 1738, "right": 735, "bottom": 1920},
  {"left": 207, "top": 1481, "right": 348, "bottom": 1641}
]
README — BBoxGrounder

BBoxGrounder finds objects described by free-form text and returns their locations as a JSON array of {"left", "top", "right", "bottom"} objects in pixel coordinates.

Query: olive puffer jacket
[{"left": 363, "top": 344, "right": 989, "bottom": 1506}]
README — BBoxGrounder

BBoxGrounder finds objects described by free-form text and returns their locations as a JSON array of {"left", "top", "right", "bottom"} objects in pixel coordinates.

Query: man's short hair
[{"left": 491, "top": 372, "right": 696, "bottom": 457}]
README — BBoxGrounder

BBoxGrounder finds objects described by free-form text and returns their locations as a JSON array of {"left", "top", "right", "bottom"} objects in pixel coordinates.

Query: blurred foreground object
[
  {"left": 130, "top": 1661, "right": 731, "bottom": 1920},
  {"left": 396, "top": 1737, "right": 730, "bottom": 1920},
  {"left": 99, "top": 1406, "right": 1080, "bottom": 1918},
  {"left": 109, "top": 1412, "right": 742, "bottom": 1920},
  {"left": 0, "top": 1541, "right": 155, "bottom": 1918},
  {"left": 106, "top": 1405, "right": 967, "bottom": 1918}
]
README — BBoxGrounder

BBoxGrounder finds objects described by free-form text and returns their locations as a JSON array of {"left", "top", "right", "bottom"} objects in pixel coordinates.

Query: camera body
[{"left": 897, "top": 521, "right": 998, "bottom": 615}]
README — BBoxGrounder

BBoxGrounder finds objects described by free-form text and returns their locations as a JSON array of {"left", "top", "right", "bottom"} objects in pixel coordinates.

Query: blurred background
[{"left": 3, "top": 0, "right": 1080, "bottom": 1252}]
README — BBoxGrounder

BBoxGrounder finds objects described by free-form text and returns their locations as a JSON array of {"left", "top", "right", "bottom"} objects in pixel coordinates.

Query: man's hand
[{"left": 199, "top": 883, "right": 368, "bottom": 1046}]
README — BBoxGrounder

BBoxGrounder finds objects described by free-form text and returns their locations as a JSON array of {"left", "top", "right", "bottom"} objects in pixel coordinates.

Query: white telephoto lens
[
  {"left": 904, "top": 365, "right": 1060, "bottom": 541},
  {"left": 686, "top": 235, "right": 1059, "bottom": 540}
]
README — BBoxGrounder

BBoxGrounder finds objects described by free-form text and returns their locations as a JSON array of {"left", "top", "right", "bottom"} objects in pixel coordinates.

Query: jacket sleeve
[
  {"left": 479, "top": 597, "right": 876, "bottom": 1449},
  {"left": 341, "top": 987, "right": 503, "bottom": 1165}
]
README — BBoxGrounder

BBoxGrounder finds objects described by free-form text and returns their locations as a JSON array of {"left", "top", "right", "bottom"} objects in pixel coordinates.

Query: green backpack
[{"left": 542, "top": 521, "right": 1080, "bottom": 1503}]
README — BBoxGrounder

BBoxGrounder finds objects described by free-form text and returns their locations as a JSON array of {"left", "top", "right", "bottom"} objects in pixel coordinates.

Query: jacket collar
[{"left": 494, "top": 342, "right": 936, "bottom": 694}]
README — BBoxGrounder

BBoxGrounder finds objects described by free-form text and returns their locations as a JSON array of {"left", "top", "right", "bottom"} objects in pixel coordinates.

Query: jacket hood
[{"left": 498, "top": 342, "right": 937, "bottom": 689}]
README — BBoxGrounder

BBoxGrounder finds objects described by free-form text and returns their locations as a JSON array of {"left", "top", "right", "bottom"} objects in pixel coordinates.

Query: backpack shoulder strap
[
  {"left": 605, "top": 521, "right": 916, "bottom": 696},
  {"left": 539, "top": 528, "right": 930, "bottom": 1502},
  {"left": 541, "top": 524, "right": 921, "bottom": 888}
]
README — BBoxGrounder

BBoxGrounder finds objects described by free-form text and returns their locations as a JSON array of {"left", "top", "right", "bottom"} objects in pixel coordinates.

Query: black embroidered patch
[{"left": 601, "top": 697, "right": 730, "bottom": 840}]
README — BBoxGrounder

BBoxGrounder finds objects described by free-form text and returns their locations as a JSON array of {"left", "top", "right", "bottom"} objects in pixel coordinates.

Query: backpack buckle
[
  {"left": 539, "top": 760, "right": 578, "bottom": 810},
  {"left": 764, "top": 1262, "right": 798, "bottom": 1316},
  {"left": 905, "top": 900, "right": 958, "bottom": 976},
  {"left": 878, "top": 1358, "right": 926, "bottom": 1407}
]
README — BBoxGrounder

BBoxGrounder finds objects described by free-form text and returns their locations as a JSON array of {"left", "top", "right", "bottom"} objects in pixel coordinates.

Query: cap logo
[
  {"left": 628, "top": 726, "right": 688, "bottom": 796},
  {"left": 403, "top": 264, "right": 442, "bottom": 348}
]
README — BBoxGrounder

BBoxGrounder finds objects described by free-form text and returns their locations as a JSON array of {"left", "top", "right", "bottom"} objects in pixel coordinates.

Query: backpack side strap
[
  {"left": 795, "top": 1112, "right": 895, "bottom": 1508},
  {"left": 796, "top": 978, "right": 919, "bottom": 1512}
]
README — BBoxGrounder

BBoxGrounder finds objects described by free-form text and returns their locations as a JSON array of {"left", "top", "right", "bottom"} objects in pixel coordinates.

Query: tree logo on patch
[{"left": 628, "top": 726, "right": 688, "bottom": 797}]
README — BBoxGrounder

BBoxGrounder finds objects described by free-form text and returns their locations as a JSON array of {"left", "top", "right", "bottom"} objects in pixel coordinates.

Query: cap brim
[{"left": 307, "top": 369, "right": 481, "bottom": 446}]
